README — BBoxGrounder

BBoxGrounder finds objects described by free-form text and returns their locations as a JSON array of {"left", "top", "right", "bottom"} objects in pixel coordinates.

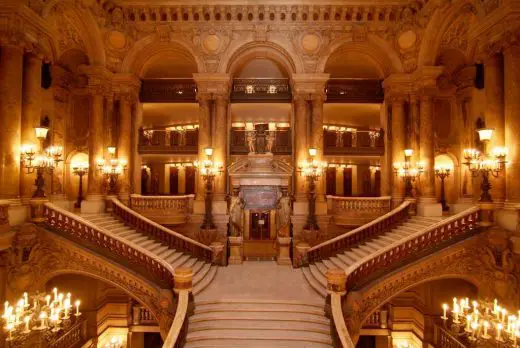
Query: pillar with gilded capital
[
  {"left": 117, "top": 92, "right": 135, "bottom": 203},
  {"left": 311, "top": 93, "right": 326, "bottom": 202},
  {"left": 0, "top": 45, "right": 24, "bottom": 200},
  {"left": 213, "top": 94, "right": 228, "bottom": 201},
  {"left": 390, "top": 96, "right": 406, "bottom": 206},
  {"left": 484, "top": 54, "right": 506, "bottom": 204},
  {"left": 504, "top": 44, "right": 520, "bottom": 212},
  {"left": 196, "top": 94, "right": 211, "bottom": 201},
  {"left": 293, "top": 94, "right": 309, "bottom": 201},
  {"left": 20, "top": 54, "right": 43, "bottom": 201}
]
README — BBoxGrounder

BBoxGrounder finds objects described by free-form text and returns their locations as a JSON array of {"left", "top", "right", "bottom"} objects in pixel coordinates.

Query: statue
[
  {"left": 266, "top": 132, "right": 275, "bottom": 153},
  {"left": 276, "top": 191, "right": 292, "bottom": 238},
  {"left": 246, "top": 131, "right": 256, "bottom": 154},
  {"left": 229, "top": 193, "right": 245, "bottom": 237}
]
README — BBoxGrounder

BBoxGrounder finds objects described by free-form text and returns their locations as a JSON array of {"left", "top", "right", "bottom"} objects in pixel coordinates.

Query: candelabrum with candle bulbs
[
  {"left": 393, "top": 149, "right": 424, "bottom": 198},
  {"left": 441, "top": 297, "right": 520, "bottom": 347},
  {"left": 96, "top": 147, "right": 128, "bottom": 195},
  {"left": 72, "top": 162, "right": 88, "bottom": 209},
  {"left": 435, "top": 165, "right": 452, "bottom": 211},
  {"left": 194, "top": 147, "right": 223, "bottom": 230},
  {"left": 2, "top": 288, "right": 82, "bottom": 345},
  {"left": 298, "top": 148, "right": 327, "bottom": 231},
  {"left": 463, "top": 128, "right": 507, "bottom": 202},
  {"left": 20, "top": 126, "right": 63, "bottom": 198}
]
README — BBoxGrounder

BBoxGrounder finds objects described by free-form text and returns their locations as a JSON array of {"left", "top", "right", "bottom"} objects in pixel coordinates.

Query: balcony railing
[
  {"left": 48, "top": 319, "right": 87, "bottom": 348},
  {"left": 231, "top": 78, "right": 291, "bottom": 102},
  {"left": 130, "top": 194, "right": 194, "bottom": 225},
  {"left": 326, "top": 79, "right": 384, "bottom": 103},
  {"left": 327, "top": 196, "right": 391, "bottom": 226},
  {"left": 434, "top": 324, "right": 468, "bottom": 348},
  {"left": 323, "top": 128, "right": 384, "bottom": 156},
  {"left": 138, "top": 127, "right": 198, "bottom": 155},
  {"left": 230, "top": 126, "right": 292, "bottom": 154},
  {"left": 132, "top": 305, "right": 157, "bottom": 326},
  {"left": 140, "top": 79, "right": 197, "bottom": 103}
]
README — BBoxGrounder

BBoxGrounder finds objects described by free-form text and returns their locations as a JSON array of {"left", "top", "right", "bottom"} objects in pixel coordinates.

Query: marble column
[
  {"left": 418, "top": 95, "right": 442, "bottom": 216},
  {"left": 458, "top": 94, "right": 474, "bottom": 204},
  {"left": 196, "top": 95, "right": 211, "bottom": 201},
  {"left": 84, "top": 93, "right": 105, "bottom": 209},
  {"left": 20, "top": 54, "right": 43, "bottom": 201},
  {"left": 117, "top": 94, "right": 133, "bottom": 203},
  {"left": 0, "top": 46, "right": 24, "bottom": 200},
  {"left": 132, "top": 102, "right": 143, "bottom": 195},
  {"left": 390, "top": 97, "right": 406, "bottom": 206},
  {"left": 213, "top": 94, "right": 228, "bottom": 200},
  {"left": 311, "top": 94, "right": 325, "bottom": 201},
  {"left": 485, "top": 54, "right": 506, "bottom": 204},
  {"left": 293, "top": 95, "right": 308, "bottom": 201},
  {"left": 504, "top": 45, "right": 520, "bottom": 206},
  {"left": 409, "top": 95, "right": 420, "bottom": 163},
  {"left": 380, "top": 102, "right": 391, "bottom": 197}
]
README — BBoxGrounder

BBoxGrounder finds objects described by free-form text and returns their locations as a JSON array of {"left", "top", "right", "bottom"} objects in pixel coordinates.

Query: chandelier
[
  {"left": 463, "top": 128, "right": 507, "bottom": 202},
  {"left": 441, "top": 297, "right": 520, "bottom": 346},
  {"left": 96, "top": 146, "right": 127, "bottom": 195},
  {"left": 393, "top": 149, "right": 424, "bottom": 197},
  {"left": 194, "top": 147, "right": 223, "bottom": 230},
  {"left": 21, "top": 126, "right": 63, "bottom": 198},
  {"left": 2, "top": 288, "right": 81, "bottom": 344},
  {"left": 298, "top": 148, "right": 327, "bottom": 231}
]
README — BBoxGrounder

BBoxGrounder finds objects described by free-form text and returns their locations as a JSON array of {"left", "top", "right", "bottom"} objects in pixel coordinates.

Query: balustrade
[
  {"left": 434, "top": 324, "right": 468, "bottom": 348},
  {"left": 346, "top": 207, "right": 480, "bottom": 290},
  {"left": 48, "top": 319, "right": 87, "bottom": 348},
  {"left": 138, "top": 126, "right": 198, "bottom": 154},
  {"left": 132, "top": 305, "right": 157, "bottom": 326},
  {"left": 112, "top": 198, "right": 212, "bottom": 262},
  {"left": 43, "top": 202, "right": 175, "bottom": 288},
  {"left": 307, "top": 201, "right": 411, "bottom": 263},
  {"left": 328, "top": 196, "right": 391, "bottom": 226},
  {"left": 323, "top": 128, "right": 384, "bottom": 156},
  {"left": 130, "top": 194, "right": 193, "bottom": 225}
]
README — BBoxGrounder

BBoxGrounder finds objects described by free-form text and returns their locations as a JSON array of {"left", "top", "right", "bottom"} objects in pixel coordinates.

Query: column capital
[
  {"left": 112, "top": 73, "right": 141, "bottom": 102},
  {"left": 383, "top": 73, "right": 412, "bottom": 99},
  {"left": 411, "top": 66, "right": 444, "bottom": 95},
  {"left": 193, "top": 73, "right": 231, "bottom": 98},
  {"left": 77, "top": 65, "right": 114, "bottom": 97},
  {"left": 291, "top": 73, "right": 329, "bottom": 98},
  {"left": 453, "top": 65, "right": 476, "bottom": 99}
]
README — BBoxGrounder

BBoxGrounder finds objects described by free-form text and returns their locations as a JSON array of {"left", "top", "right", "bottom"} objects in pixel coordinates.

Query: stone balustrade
[
  {"left": 48, "top": 319, "right": 87, "bottom": 348},
  {"left": 346, "top": 207, "right": 480, "bottom": 290},
  {"left": 434, "top": 324, "right": 468, "bottom": 348},
  {"left": 132, "top": 305, "right": 157, "bottom": 326},
  {"left": 130, "top": 194, "right": 194, "bottom": 225},
  {"left": 327, "top": 196, "right": 392, "bottom": 226}
]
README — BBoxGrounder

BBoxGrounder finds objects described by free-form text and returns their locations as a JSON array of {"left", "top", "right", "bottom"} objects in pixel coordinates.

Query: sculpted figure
[
  {"left": 276, "top": 192, "right": 292, "bottom": 238},
  {"left": 229, "top": 193, "right": 245, "bottom": 237}
]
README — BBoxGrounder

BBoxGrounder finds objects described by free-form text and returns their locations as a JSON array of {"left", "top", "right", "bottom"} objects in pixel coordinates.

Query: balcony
[
  {"left": 138, "top": 126, "right": 198, "bottom": 155},
  {"left": 323, "top": 127, "right": 384, "bottom": 156},
  {"left": 326, "top": 78, "right": 384, "bottom": 103},
  {"left": 230, "top": 124, "right": 292, "bottom": 155},
  {"left": 140, "top": 78, "right": 197, "bottom": 103},
  {"left": 231, "top": 78, "right": 291, "bottom": 103}
]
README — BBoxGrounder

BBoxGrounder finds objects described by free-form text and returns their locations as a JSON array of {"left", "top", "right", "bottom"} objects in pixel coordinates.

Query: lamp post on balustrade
[
  {"left": 72, "top": 162, "right": 88, "bottom": 209},
  {"left": 195, "top": 147, "right": 223, "bottom": 230},
  {"left": 434, "top": 165, "right": 451, "bottom": 211},
  {"left": 393, "top": 149, "right": 424, "bottom": 198},
  {"left": 298, "top": 148, "right": 327, "bottom": 231}
]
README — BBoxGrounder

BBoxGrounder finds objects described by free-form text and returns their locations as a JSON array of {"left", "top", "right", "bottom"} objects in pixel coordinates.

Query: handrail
[
  {"left": 345, "top": 206, "right": 480, "bottom": 290},
  {"left": 49, "top": 318, "right": 86, "bottom": 348},
  {"left": 326, "top": 195, "right": 392, "bottom": 201},
  {"left": 307, "top": 201, "right": 411, "bottom": 263},
  {"left": 131, "top": 194, "right": 195, "bottom": 199},
  {"left": 331, "top": 293, "right": 356, "bottom": 348},
  {"left": 43, "top": 202, "right": 175, "bottom": 288},
  {"left": 111, "top": 198, "right": 212, "bottom": 262},
  {"left": 162, "top": 290, "right": 189, "bottom": 348},
  {"left": 434, "top": 324, "right": 468, "bottom": 348}
]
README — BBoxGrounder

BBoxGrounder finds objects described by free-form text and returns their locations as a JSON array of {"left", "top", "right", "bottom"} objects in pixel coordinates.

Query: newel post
[
  {"left": 210, "top": 242, "right": 225, "bottom": 266},
  {"left": 294, "top": 242, "right": 310, "bottom": 267},
  {"left": 478, "top": 202, "right": 494, "bottom": 227}
]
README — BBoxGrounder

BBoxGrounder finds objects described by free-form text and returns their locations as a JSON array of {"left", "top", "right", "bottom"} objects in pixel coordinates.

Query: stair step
[
  {"left": 188, "top": 319, "right": 330, "bottom": 334},
  {"left": 359, "top": 244, "right": 378, "bottom": 253},
  {"left": 149, "top": 244, "right": 169, "bottom": 254},
  {"left": 328, "top": 256, "right": 349, "bottom": 270},
  {"left": 171, "top": 254, "right": 191, "bottom": 269},
  {"left": 193, "top": 263, "right": 211, "bottom": 285},
  {"left": 184, "top": 339, "right": 333, "bottom": 348},
  {"left": 139, "top": 239, "right": 156, "bottom": 249},
  {"left": 349, "top": 248, "right": 369, "bottom": 259},
  {"left": 186, "top": 328, "right": 332, "bottom": 345},
  {"left": 190, "top": 309, "right": 329, "bottom": 325},
  {"left": 338, "top": 252, "right": 358, "bottom": 265},
  {"left": 193, "top": 265, "right": 217, "bottom": 295},
  {"left": 314, "top": 261, "right": 329, "bottom": 276},
  {"left": 194, "top": 302, "right": 325, "bottom": 316},
  {"left": 192, "top": 260, "right": 205, "bottom": 276},
  {"left": 309, "top": 264, "right": 327, "bottom": 287},
  {"left": 301, "top": 267, "right": 327, "bottom": 298},
  {"left": 321, "top": 259, "right": 340, "bottom": 271},
  {"left": 165, "top": 251, "right": 184, "bottom": 264}
]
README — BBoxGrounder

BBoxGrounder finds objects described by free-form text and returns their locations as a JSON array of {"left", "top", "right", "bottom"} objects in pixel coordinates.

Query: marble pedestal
[
  {"left": 228, "top": 236, "right": 243, "bottom": 264},
  {"left": 277, "top": 237, "right": 292, "bottom": 265}
]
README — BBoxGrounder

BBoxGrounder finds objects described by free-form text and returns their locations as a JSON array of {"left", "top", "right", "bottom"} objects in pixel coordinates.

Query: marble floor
[{"left": 197, "top": 261, "right": 322, "bottom": 304}]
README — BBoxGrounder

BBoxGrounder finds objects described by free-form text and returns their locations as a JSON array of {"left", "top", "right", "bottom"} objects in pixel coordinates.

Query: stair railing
[
  {"left": 43, "top": 202, "right": 175, "bottom": 288},
  {"left": 345, "top": 206, "right": 480, "bottom": 290},
  {"left": 307, "top": 201, "right": 411, "bottom": 264},
  {"left": 111, "top": 198, "right": 212, "bottom": 262},
  {"left": 162, "top": 290, "right": 189, "bottom": 348}
]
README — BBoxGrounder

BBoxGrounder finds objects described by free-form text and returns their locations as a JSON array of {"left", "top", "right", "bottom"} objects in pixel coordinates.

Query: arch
[
  {"left": 418, "top": 1, "right": 479, "bottom": 67},
  {"left": 44, "top": 2, "right": 105, "bottom": 66},
  {"left": 318, "top": 35, "right": 404, "bottom": 77},
  {"left": 222, "top": 41, "right": 302, "bottom": 77},
  {"left": 121, "top": 35, "right": 204, "bottom": 77}
]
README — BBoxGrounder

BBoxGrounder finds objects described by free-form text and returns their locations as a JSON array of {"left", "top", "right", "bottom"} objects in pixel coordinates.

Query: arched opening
[
  {"left": 38, "top": 273, "right": 163, "bottom": 348},
  {"left": 360, "top": 278, "right": 478, "bottom": 348}
]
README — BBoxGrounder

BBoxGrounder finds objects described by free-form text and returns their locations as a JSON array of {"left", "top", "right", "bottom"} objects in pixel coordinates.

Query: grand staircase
[
  {"left": 303, "top": 214, "right": 445, "bottom": 297},
  {"left": 82, "top": 213, "right": 217, "bottom": 295},
  {"left": 185, "top": 300, "right": 332, "bottom": 347}
]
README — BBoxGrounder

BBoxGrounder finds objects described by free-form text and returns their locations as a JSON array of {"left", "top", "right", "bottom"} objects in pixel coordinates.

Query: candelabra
[
  {"left": 104, "top": 336, "right": 123, "bottom": 348},
  {"left": 194, "top": 147, "right": 223, "bottom": 230},
  {"left": 2, "top": 287, "right": 81, "bottom": 345},
  {"left": 20, "top": 126, "right": 63, "bottom": 198},
  {"left": 441, "top": 297, "right": 520, "bottom": 347},
  {"left": 393, "top": 149, "right": 424, "bottom": 197},
  {"left": 435, "top": 165, "right": 451, "bottom": 212},
  {"left": 72, "top": 162, "right": 88, "bottom": 209},
  {"left": 298, "top": 148, "right": 327, "bottom": 231},
  {"left": 463, "top": 128, "right": 507, "bottom": 202},
  {"left": 97, "top": 147, "right": 127, "bottom": 195}
]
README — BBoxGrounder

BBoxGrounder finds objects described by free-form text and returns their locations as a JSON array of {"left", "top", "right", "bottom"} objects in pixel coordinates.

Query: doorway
[{"left": 250, "top": 211, "right": 270, "bottom": 240}]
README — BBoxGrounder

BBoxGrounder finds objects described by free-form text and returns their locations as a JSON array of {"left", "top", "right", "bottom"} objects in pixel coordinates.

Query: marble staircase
[
  {"left": 82, "top": 213, "right": 217, "bottom": 295},
  {"left": 302, "top": 215, "right": 446, "bottom": 297}
]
